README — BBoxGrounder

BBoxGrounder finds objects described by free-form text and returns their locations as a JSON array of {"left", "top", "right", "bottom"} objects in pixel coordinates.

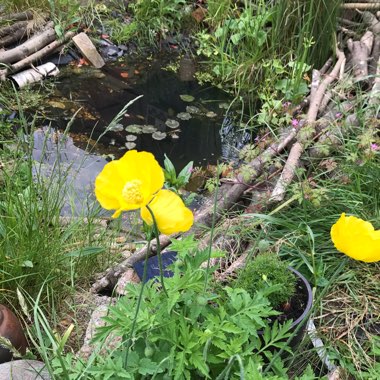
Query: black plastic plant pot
[{"left": 286, "top": 267, "right": 313, "bottom": 349}]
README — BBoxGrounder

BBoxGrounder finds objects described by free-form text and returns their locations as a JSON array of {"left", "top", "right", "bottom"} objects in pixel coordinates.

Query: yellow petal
[
  {"left": 95, "top": 150, "right": 164, "bottom": 216},
  {"left": 331, "top": 213, "right": 380, "bottom": 262},
  {"left": 140, "top": 190, "right": 194, "bottom": 235}
]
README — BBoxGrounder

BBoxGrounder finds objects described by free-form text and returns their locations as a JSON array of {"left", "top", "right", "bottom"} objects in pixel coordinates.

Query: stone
[
  {"left": 0, "top": 360, "right": 51, "bottom": 379},
  {"left": 77, "top": 296, "right": 119, "bottom": 360}
]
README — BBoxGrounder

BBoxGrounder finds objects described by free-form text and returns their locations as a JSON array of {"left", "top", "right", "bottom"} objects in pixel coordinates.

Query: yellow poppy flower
[
  {"left": 140, "top": 189, "right": 194, "bottom": 235},
  {"left": 95, "top": 150, "right": 193, "bottom": 234},
  {"left": 330, "top": 213, "right": 380, "bottom": 262}
]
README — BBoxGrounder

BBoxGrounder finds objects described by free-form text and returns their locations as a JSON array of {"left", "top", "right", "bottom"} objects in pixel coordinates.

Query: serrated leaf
[{"left": 138, "top": 358, "right": 160, "bottom": 375}]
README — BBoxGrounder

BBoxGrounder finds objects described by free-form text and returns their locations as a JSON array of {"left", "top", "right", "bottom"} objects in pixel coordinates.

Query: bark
[
  {"left": 0, "top": 11, "right": 33, "bottom": 22},
  {"left": 270, "top": 48, "right": 346, "bottom": 202},
  {"left": 0, "top": 28, "right": 27, "bottom": 48},
  {"left": 0, "top": 22, "right": 55, "bottom": 65},
  {"left": 342, "top": 4, "right": 380, "bottom": 10},
  {"left": 347, "top": 31, "right": 374, "bottom": 84},
  {"left": 0, "top": 20, "right": 28, "bottom": 38},
  {"left": 0, "top": 31, "right": 75, "bottom": 80}
]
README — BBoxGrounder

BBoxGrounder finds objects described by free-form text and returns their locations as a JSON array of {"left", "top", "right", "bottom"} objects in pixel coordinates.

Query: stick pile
[{"left": 0, "top": 11, "right": 74, "bottom": 81}]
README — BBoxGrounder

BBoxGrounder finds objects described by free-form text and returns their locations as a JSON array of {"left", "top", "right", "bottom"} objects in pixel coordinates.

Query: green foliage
[
  {"left": 128, "top": 0, "right": 188, "bottom": 45},
  {"left": 79, "top": 236, "right": 294, "bottom": 379},
  {"left": 235, "top": 253, "right": 297, "bottom": 309},
  {"left": 163, "top": 154, "right": 193, "bottom": 191}
]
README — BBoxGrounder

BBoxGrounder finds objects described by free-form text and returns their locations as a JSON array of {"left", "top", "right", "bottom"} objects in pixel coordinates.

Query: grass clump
[{"left": 235, "top": 253, "right": 297, "bottom": 309}]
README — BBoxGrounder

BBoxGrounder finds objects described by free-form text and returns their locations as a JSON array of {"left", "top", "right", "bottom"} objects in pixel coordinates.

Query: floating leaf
[
  {"left": 152, "top": 131, "right": 167, "bottom": 140},
  {"left": 125, "top": 142, "right": 136, "bottom": 149},
  {"left": 142, "top": 125, "right": 157, "bottom": 133},
  {"left": 109, "top": 123, "right": 124, "bottom": 132},
  {"left": 177, "top": 112, "right": 192, "bottom": 120},
  {"left": 126, "top": 135, "right": 137, "bottom": 141},
  {"left": 206, "top": 111, "right": 217, "bottom": 118},
  {"left": 165, "top": 119, "right": 180, "bottom": 129},
  {"left": 125, "top": 124, "right": 143, "bottom": 133},
  {"left": 180, "top": 94, "right": 195, "bottom": 102},
  {"left": 186, "top": 105, "right": 200, "bottom": 114},
  {"left": 218, "top": 102, "right": 230, "bottom": 109}
]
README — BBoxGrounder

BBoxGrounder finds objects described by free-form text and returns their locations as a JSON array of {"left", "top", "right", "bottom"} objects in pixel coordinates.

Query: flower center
[{"left": 122, "top": 179, "right": 144, "bottom": 204}]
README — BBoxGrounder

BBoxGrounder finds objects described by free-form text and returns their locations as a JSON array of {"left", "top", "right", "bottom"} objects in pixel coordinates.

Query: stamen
[{"left": 122, "top": 180, "right": 143, "bottom": 204}]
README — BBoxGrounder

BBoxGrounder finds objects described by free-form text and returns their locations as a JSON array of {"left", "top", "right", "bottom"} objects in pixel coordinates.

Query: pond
[{"left": 32, "top": 55, "right": 249, "bottom": 215}]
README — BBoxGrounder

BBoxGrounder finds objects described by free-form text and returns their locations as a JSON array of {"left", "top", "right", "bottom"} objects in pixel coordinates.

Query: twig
[{"left": 270, "top": 47, "right": 346, "bottom": 202}]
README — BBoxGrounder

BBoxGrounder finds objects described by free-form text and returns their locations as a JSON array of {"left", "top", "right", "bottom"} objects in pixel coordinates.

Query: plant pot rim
[{"left": 288, "top": 266, "right": 313, "bottom": 328}]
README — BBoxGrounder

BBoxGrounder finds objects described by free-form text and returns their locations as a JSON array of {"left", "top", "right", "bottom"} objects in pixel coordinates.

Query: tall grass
[{"left": 0, "top": 109, "right": 113, "bottom": 317}]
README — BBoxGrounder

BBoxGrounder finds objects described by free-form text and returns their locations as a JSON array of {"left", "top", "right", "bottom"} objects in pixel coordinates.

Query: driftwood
[
  {"left": 0, "top": 22, "right": 55, "bottom": 65},
  {"left": 270, "top": 48, "right": 346, "bottom": 202},
  {"left": 0, "top": 31, "right": 75, "bottom": 81}
]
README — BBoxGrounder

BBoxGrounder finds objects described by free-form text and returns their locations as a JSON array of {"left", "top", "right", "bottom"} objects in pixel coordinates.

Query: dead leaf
[{"left": 192, "top": 6, "right": 207, "bottom": 23}]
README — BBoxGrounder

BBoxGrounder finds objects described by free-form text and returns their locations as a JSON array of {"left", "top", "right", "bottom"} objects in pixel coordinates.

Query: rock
[
  {"left": 77, "top": 296, "right": 119, "bottom": 360},
  {"left": 0, "top": 360, "right": 51, "bottom": 379},
  {"left": 0, "top": 305, "right": 28, "bottom": 364}
]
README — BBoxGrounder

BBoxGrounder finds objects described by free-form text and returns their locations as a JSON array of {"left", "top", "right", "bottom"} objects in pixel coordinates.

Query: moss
[{"left": 234, "top": 253, "right": 296, "bottom": 309}]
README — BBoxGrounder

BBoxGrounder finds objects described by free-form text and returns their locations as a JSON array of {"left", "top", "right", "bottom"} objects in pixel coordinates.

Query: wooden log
[
  {"left": 342, "top": 3, "right": 380, "bottom": 10},
  {"left": 270, "top": 48, "right": 346, "bottom": 202},
  {"left": 72, "top": 32, "right": 105, "bottom": 68},
  {"left": 0, "top": 23, "right": 56, "bottom": 65},
  {"left": 0, "top": 31, "right": 75, "bottom": 80},
  {"left": 0, "top": 21, "right": 28, "bottom": 38},
  {"left": 347, "top": 30, "right": 374, "bottom": 84},
  {"left": 0, "top": 11, "right": 33, "bottom": 22},
  {"left": 0, "top": 28, "right": 27, "bottom": 48}
]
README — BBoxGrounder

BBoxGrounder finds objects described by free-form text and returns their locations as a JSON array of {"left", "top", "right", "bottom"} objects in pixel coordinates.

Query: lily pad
[
  {"left": 152, "top": 131, "right": 167, "bottom": 140},
  {"left": 109, "top": 123, "right": 124, "bottom": 132},
  {"left": 206, "top": 111, "right": 217, "bottom": 118},
  {"left": 125, "top": 124, "right": 143, "bottom": 133},
  {"left": 126, "top": 135, "right": 137, "bottom": 141},
  {"left": 177, "top": 112, "right": 192, "bottom": 120},
  {"left": 125, "top": 142, "right": 136, "bottom": 149},
  {"left": 142, "top": 125, "right": 157, "bottom": 133},
  {"left": 186, "top": 105, "right": 200, "bottom": 114},
  {"left": 165, "top": 119, "right": 180, "bottom": 129},
  {"left": 180, "top": 94, "right": 195, "bottom": 102}
]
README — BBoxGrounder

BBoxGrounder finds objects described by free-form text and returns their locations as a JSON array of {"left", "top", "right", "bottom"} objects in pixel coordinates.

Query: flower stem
[
  {"left": 146, "top": 205, "right": 168, "bottom": 296},
  {"left": 123, "top": 231, "right": 151, "bottom": 369}
]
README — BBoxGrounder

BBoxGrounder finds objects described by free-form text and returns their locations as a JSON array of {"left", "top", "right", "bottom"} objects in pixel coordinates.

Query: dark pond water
[
  {"left": 40, "top": 56, "right": 240, "bottom": 170},
  {"left": 31, "top": 56, "right": 249, "bottom": 216}
]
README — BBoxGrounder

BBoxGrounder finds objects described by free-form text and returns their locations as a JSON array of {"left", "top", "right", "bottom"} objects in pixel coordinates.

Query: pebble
[{"left": 0, "top": 360, "right": 51, "bottom": 380}]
